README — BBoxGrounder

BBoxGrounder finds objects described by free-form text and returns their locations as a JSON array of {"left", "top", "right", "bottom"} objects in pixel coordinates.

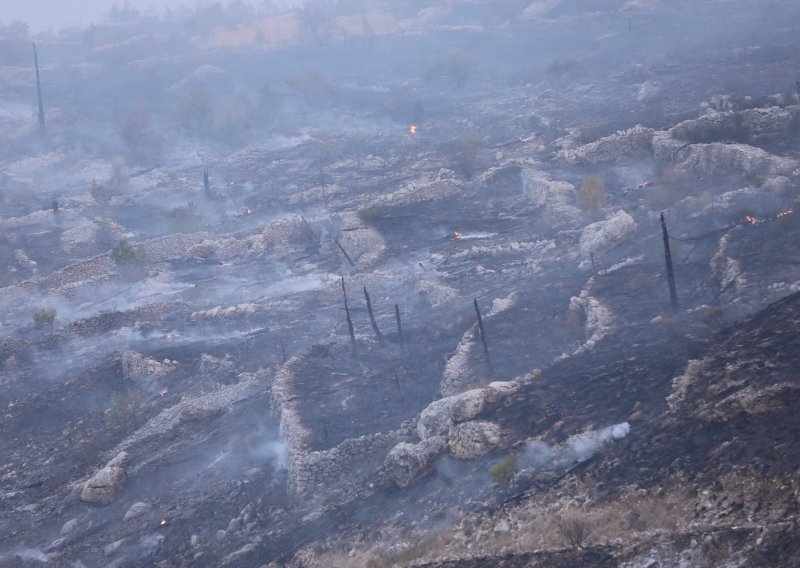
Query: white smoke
[
  {"left": 0, "top": 547, "right": 49, "bottom": 563},
  {"left": 520, "top": 422, "right": 630, "bottom": 470}
]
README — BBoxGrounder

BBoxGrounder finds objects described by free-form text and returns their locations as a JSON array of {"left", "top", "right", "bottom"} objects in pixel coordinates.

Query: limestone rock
[
  {"left": 106, "top": 451, "right": 131, "bottom": 468},
  {"left": 384, "top": 436, "right": 448, "bottom": 488},
  {"left": 199, "top": 353, "right": 237, "bottom": 381},
  {"left": 418, "top": 383, "right": 521, "bottom": 440},
  {"left": 522, "top": 169, "right": 581, "bottom": 226},
  {"left": 448, "top": 421, "right": 503, "bottom": 459},
  {"left": 60, "top": 518, "right": 79, "bottom": 536},
  {"left": 124, "top": 501, "right": 151, "bottom": 521},
  {"left": 579, "top": 210, "right": 637, "bottom": 261},
  {"left": 81, "top": 466, "right": 127, "bottom": 504},
  {"left": 121, "top": 351, "right": 176, "bottom": 387},
  {"left": 556, "top": 125, "right": 655, "bottom": 165}
]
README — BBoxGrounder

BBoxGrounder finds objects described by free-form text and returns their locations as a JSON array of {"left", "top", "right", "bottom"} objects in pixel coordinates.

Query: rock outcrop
[{"left": 384, "top": 436, "right": 448, "bottom": 488}]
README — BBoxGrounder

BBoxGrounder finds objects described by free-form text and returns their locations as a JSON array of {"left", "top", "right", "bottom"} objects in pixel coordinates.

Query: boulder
[
  {"left": 448, "top": 421, "right": 503, "bottom": 459},
  {"left": 384, "top": 436, "right": 448, "bottom": 488},
  {"left": 579, "top": 210, "right": 637, "bottom": 261},
  {"left": 121, "top": 351, "right": 176, "bottom": 387},
  {"left": 123, "top": 501, "right": 151, "bottom": 521},
  {"left": 81, "top": 466, "right": 127, "bottom": 504},
  {"left": 417, "top": 382, "right": 520, "bottom": 440}
]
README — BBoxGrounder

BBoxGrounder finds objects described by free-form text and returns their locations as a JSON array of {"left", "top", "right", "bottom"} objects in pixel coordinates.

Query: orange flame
[
  {"left": 109, "top": 222, "right": 119, "bottom": 230},
  {"left": 408, "top": 125, "right": 417, "bottom": 135},
  {"left": 453, "top": 231, "right": 462, "bottom": 239},
  {"left": 777, "top": 209, "right": 794, "bottom": 218},
  {"left": 744, "top": 215, "right": 758, "bottom": 225},
  {"left": 160, "top": 519, "right": 168, "bottom": 526}
]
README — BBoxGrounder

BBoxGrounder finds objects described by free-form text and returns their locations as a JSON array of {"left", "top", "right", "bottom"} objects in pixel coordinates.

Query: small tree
[
  {"left": 454, "top": 134, "right": 481, "bottom": 180},
  {"left": 32, "top": 306, "right": 56, "bottom": 334},
  {"left": 90, "top": 179, "right": 112, "bottom": 210},
  {"left": 577, "top": 175, "right": 605, "bottom": 212},
  {"left": 167, "top": 202, "right": 204, "bottom": 233},
  {"left": 556, "top": 509, "right": 591, "bottom": 548},
  {"left": 110, "top": 237, "right": 145, "bottom": 265},
  {"left": 489, "top": 453, "right": 518, "bottom": 486}
]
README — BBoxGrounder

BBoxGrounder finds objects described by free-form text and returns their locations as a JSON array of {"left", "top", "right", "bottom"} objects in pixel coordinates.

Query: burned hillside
[{"left": 1, "top": 0, "right": 800, "bottom": 566}]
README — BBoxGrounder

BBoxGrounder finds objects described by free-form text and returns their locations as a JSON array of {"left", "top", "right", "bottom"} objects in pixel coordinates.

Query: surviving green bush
[
  {"left": 577, "top": 175, "right": 605, "bottom": 212},
  {"left": 110, "top": 237, "right": 145, "bottom": 265},
  {"left": 489, "top": 453, "right": 518, "bottom": 486},
  {"left": 32, "top": 306, "right": 56, "bottom": 334}
]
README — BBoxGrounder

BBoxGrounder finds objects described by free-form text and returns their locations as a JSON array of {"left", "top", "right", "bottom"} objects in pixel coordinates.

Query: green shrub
[
  {"left": 110, "top": 238, "right": 145, "bottom": 265},
  {"left": 577, "top": 175, "right": 605, "bottom": 212},
  {"left": 489, "top": 453, "right": 518, "bottom": 486},
  {"left": 167, "top": 202, "right": 204, "bottom": 233},
  {"left": 32, "top": 306, "right": 56, "bottom": 334},
  {"left": 90, "top": 179, "right": 112, "bottom": 210}
]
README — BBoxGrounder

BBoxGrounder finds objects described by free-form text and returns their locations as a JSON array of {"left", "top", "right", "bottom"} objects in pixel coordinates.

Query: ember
[
  {"left": 776, "top": 209, "right": 794, "bottom": 218},
  {"left": 453, "top": 231, "right": 462, "bottom": 239},
  {"left": 160, "top": 519, "right": 168, "bottom": 526},
  {"left": 744, "top": 215, "right": 758, "bottom": 225},
  {"left": 408, "top": 125, "right": 417, "bottom": 135},
  {"left": 245, "top": 209, "right": 252, "bottom": 215},
  {"left": 108, "top": 222, "right": 119, "bottom": 230},
  {"left": 637, "top": 181, "right": 650, "bottom": 190}
]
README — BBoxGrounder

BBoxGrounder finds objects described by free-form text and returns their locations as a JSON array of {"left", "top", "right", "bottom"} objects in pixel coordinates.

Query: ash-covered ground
[{"left": 1, "top": 1, "right": 800, "bottom": 566}]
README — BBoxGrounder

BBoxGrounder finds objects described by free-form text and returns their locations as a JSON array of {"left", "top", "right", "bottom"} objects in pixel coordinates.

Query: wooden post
[
  {"left": 363, "top": 286, "right": 384, "bottom": 345},
  {"left": 33, "top": 42, "right": 45, "bottom": 132},
  {"left": 660, "top": 213, "right": 678, "bottom": 312},
  {"left": 341, "top": 276, "right": 357, "bottom": 353},
  {"left": 394, "top": 304, "right": 404, "bottom": 350},
  {"left": 474, "top": 298, "right": 491, "bottom": 368}
]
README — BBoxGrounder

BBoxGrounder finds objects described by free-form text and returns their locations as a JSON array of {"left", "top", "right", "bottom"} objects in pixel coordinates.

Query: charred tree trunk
[
  {"left": 394, "top": 304, "right": 405, "bottom": 350},
  {"left": 203, "top": 168, "right": 211, "bottom": 197},
  {"left": 473, "top": 298, "right": 491, "bottom": 369},
  {"left": 33, "top": 42, "right": 45, "bottom": 132},
  {"left": 341, "top": 276, "right": 357, "bottom": 353},
  {"left": 660, "top": 213, "right": 679, "bottom": 312},
  {"left": 363, "top": 286, "right": 384, "bottom": 346},
  {"left": 393, "top": 372, "right": 404, "bottom": 402},
  {"left": 333, "top": 237, "right": 355, "bottom": 267},
  {"left": 279, "top": 338, "right": 287, "bottom": 364}
]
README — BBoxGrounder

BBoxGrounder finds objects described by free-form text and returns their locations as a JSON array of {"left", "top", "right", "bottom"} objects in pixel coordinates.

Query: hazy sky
[{"left": 2, "top": 0, "right": 274, "bottom": 32}]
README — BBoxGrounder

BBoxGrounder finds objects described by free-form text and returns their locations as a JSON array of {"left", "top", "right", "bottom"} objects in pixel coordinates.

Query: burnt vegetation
[{"left": 1, "top": 1, "right": 800, "bottom": 567}]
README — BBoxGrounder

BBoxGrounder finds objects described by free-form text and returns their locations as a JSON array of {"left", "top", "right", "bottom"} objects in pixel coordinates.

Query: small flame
[
  {"left": 160, "top": 519, "right": 168, "bottom": 526},
  {"left": 637, "top": 180, "right": 650, "bottom": 190},
  {"left": 245, "top": 209, "right": 252, "bottom": 215},
  {"left": 453, "top": 231, "right": 462, "bottom": 239},
  {"left": 109, "top": 222, "right": 119, "bottom": 230},
  {"left": 776, "top": 209, "right": 794, "bottom": 218},
  {"left": 408, "top": 125, "right": 417, "bottom": 135},
  {"left": 744, "top": 215, "right": 758, "bottom": 225},
  {"left": 159, "top": 389, "right": 168, "bottom": 397}
]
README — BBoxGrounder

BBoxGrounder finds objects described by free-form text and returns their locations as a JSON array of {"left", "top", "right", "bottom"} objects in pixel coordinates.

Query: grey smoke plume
[
  {"left": 520, "top": 422, "right": 630, "bottom": 470},
  {"left": 0, "top": 547, "right": 49, "bottom": 563}
]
